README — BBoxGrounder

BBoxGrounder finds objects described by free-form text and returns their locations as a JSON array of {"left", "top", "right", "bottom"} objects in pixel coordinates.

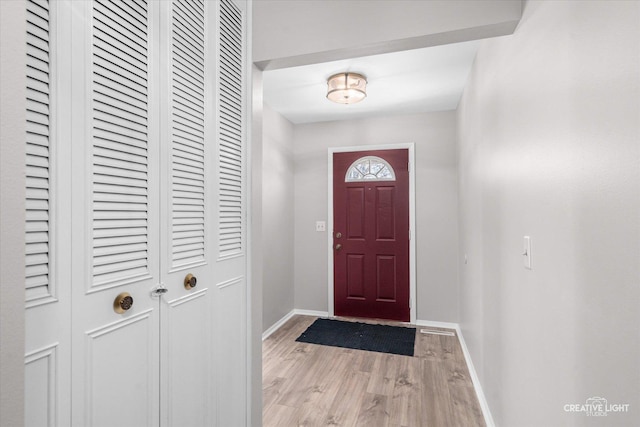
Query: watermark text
[{"left": 564, "top": 397, "right": 630, "bottom": 417}]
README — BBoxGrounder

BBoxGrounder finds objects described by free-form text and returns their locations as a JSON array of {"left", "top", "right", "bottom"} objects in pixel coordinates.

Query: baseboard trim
[
  {"left": 262, "top": 310, "right": 296, "bottom": 341},
  {"left": 262, "top": 309, "right": 330, "bottom": 341},
  {"left": 415, "top": 319, "right": 459, "bottom": 330},
  {"left": 293, "top": 309, "right": 329, "bottom": 318},
  {"left": 454, "top": 325, "right": 495, "bottom": 427}
]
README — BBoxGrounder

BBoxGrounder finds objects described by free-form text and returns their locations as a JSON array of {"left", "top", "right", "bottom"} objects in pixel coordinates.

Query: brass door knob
[
  {"left": 184, "top": 273, "right": 197, "bottom": 290},
  {"left": 335, "top": 244, "right": 342, "bottom": 251},
  {"left": 113, "top": 292, "right": 133, "bottom": 314}
]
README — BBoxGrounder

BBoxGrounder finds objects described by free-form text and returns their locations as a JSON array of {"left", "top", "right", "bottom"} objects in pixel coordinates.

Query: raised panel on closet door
[
  {"left": 69, "top": 1, "right": 160, "bottom": 425},
  {"left": 158, "top": 0, "right": 214, "bottom": 425}
]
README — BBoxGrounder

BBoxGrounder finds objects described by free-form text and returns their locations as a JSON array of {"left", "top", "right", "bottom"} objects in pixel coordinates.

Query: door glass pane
[{"left": 345, "top": 156, "right": 396, "bottom": 182}]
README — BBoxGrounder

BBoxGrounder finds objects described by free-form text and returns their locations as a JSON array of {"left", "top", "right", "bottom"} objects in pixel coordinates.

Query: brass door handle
[
  {"left": 114, "top": 292, "right": 133, "bottom": 314},
  {"left": 335, "top": 244, "right": 342, "bottom": 251},
  {"left": 184, "top": 273, "right": 197, "bottom": 290}
]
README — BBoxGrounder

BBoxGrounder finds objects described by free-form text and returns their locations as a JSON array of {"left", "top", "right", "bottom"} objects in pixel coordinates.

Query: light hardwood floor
[{"left": 263, "top": 315, "right": 485, "bottom": 427}]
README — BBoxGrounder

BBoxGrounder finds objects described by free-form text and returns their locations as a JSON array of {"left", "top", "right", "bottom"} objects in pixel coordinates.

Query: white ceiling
[{"left": 262, "top": 40, "right": 481, "bottom": 124}]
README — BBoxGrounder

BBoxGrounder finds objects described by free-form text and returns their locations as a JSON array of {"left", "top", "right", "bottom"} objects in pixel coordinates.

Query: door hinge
[{"left": 409, "top": 298, "right": 412, "bottom": 309}]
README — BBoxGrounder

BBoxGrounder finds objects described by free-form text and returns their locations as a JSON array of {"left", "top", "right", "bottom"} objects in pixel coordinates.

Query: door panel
[
  {"left": 25, "top": 1, "right": 72, "bottom": 426},
  {"left": 347, "top": 254, "right": 365, "bottom": 299},
  {"left": 159, "top": 1, "right": 213, "bottom": 424},
  {"left": 216, "top": 0, "right": 245, "bottom": 261},
  {"left": 214, "top": 276, "right": 247, "bottom": 427},
  {"left": 25, "top": 0, "right": 53, "bottom": 304},
  {"left": 333, "top": 150, "right": 410, "bottom": 322},
  {"left": 86, "top": 311, "right": 157, "bottom": 427},
  {"left": 70, "top": 1, "right": 160, "bottom": 425},
  {"left": 375, "top": 187, "right": 395, "bottom": 239},
  {"left": 90, "top": 0, "right": 156, "bottom": 290},
  {"left": 24, "top": 344, "right": 57, "bottom": 427},
  {"left": 164, "top": 290, "right": 211, "bottom": 426},
  {"left": 212, "top": 0, "right": 248, "bottom": 425},
  {"left": 346, "top": 188, "right": 365, "bottom": 239},
  {"left": 376, "top": 255, "right": 397, "bottom": 301},
  {"left": 167, "top": 0, "right": 206, "bottom": 269}
]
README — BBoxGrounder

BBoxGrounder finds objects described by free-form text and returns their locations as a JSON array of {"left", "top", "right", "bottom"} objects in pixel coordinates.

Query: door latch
[{"left": 151, "top": 283, "right": 168, "bottom": 297}]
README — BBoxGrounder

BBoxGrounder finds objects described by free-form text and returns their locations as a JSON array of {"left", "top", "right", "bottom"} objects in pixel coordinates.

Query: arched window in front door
[{"left": 345, "top": 156, "right": 396, "bottom": 182}]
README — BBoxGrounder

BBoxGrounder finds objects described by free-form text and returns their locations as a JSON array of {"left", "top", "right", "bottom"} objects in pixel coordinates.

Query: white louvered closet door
[
  {"left": 24, "top": 1, "right": 72, "bottom": 426},
  {"left": 212, "top": 0, "right": 249, "bottom": 425},
  {"left": 159, "top": 1, "right": 249, "bottom": 425},
  {"left": 69, "top": 1, "right": 161, "bottom": 426},
  {"left": 158, "top": 0, "right": 214, "bottom": 425},
  {"left": 26, "top": 0, "right": 249, "bottom": 426}
]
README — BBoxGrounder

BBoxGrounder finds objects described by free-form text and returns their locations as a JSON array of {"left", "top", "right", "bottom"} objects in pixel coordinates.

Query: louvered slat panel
[
  {"left": 171, "top": 0, "right": 205, "bottom": 267},
  {"left": 92, "top": 0, "right": 150, "bottom": 286},
  {"left": 217, "top": 0, "right": 243, "bottom": 259},
  {"left": 26, "top": 0, "right": 51, "bottom": 301}
]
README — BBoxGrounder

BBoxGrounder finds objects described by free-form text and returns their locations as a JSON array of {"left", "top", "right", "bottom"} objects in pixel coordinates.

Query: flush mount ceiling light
[{"left": 326, "top": 72, "right": 367, "bottom": 104}]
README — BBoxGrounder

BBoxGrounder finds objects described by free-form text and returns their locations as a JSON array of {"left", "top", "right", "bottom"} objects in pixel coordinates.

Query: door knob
[
  {"left": 113, "top": 292, "right": 133, "bottom": 314},
  {"left": 335, "top": 244, "right": 342, "bottom": 251},
  {"left": 335, "top": 232, "right": 342, "bottom": 239},
  {"left": 184, "top": 273, "right": 197, "bottom": 290}
]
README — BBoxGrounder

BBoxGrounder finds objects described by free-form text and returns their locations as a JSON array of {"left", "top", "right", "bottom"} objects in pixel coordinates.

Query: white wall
[
  {"left": 0, "top": 1, "right": 26, "bottom": 425},
  {"left": 457, "top": 1, "right": 640, "bottom": 426},
  {"left": 253, "top": 0, "right": 522, "bottom": 70},
  {"left": 293, "top": 111, "right": 460, "bottom": 322},
  {"left": 262, "top": 104, "right": 296, "bottom": 331}
]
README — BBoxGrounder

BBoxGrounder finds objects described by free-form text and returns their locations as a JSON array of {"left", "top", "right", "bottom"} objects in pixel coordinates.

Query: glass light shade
[{"left": 326, "top": 72, "right": 367, "bottom": 104}]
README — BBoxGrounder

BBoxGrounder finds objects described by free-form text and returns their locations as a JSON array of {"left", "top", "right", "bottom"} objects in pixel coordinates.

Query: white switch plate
[
  {"left": 315, "top": 221, "right": 326, "bottom": 232},
  {"left": 523, "top": 236, "right": 532, "bottom": 270}
]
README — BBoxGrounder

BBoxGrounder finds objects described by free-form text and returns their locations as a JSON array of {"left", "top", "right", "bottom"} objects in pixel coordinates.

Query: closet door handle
[
  {"left": 113, "top": 292, "right": 133, "bottom": 314},
  {"left": 184, "top": 273, "right": 197, "bottom": 290}
]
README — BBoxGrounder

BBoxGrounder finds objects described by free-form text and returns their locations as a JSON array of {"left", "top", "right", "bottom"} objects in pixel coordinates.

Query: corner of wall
[
  {"left": 0, "top": 2, "right": 27, "bottom": 425},
  {"left": 261, "top": 104, "right": 296, "bottom": 333}
]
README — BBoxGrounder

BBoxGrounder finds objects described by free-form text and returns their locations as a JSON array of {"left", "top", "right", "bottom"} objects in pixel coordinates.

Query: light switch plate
[
  {"left": 315, "top": 221, "right": 326, "bottom": 232},
  {"left": 523, "top": 236, "right": 532, "bottom": 270}
]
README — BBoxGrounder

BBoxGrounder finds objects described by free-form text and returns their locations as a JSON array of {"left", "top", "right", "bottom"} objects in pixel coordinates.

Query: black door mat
[{"left": 295, "top": 318, "right": 416, "bottom": 356}]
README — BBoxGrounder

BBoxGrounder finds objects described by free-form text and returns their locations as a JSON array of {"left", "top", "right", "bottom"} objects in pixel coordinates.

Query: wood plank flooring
[{"left": 263, "top": 315, "right": 485, "bottom": 427}]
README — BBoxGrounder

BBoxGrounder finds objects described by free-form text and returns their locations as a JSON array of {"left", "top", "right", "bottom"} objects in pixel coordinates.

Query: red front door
[{"left": 333, "top": 149, "right": 410, "bottom": 322}]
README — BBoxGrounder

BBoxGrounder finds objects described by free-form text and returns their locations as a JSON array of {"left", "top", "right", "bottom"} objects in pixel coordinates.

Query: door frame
[{"left": 327, "top": 143, "right": 416, "bottom": 324}]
